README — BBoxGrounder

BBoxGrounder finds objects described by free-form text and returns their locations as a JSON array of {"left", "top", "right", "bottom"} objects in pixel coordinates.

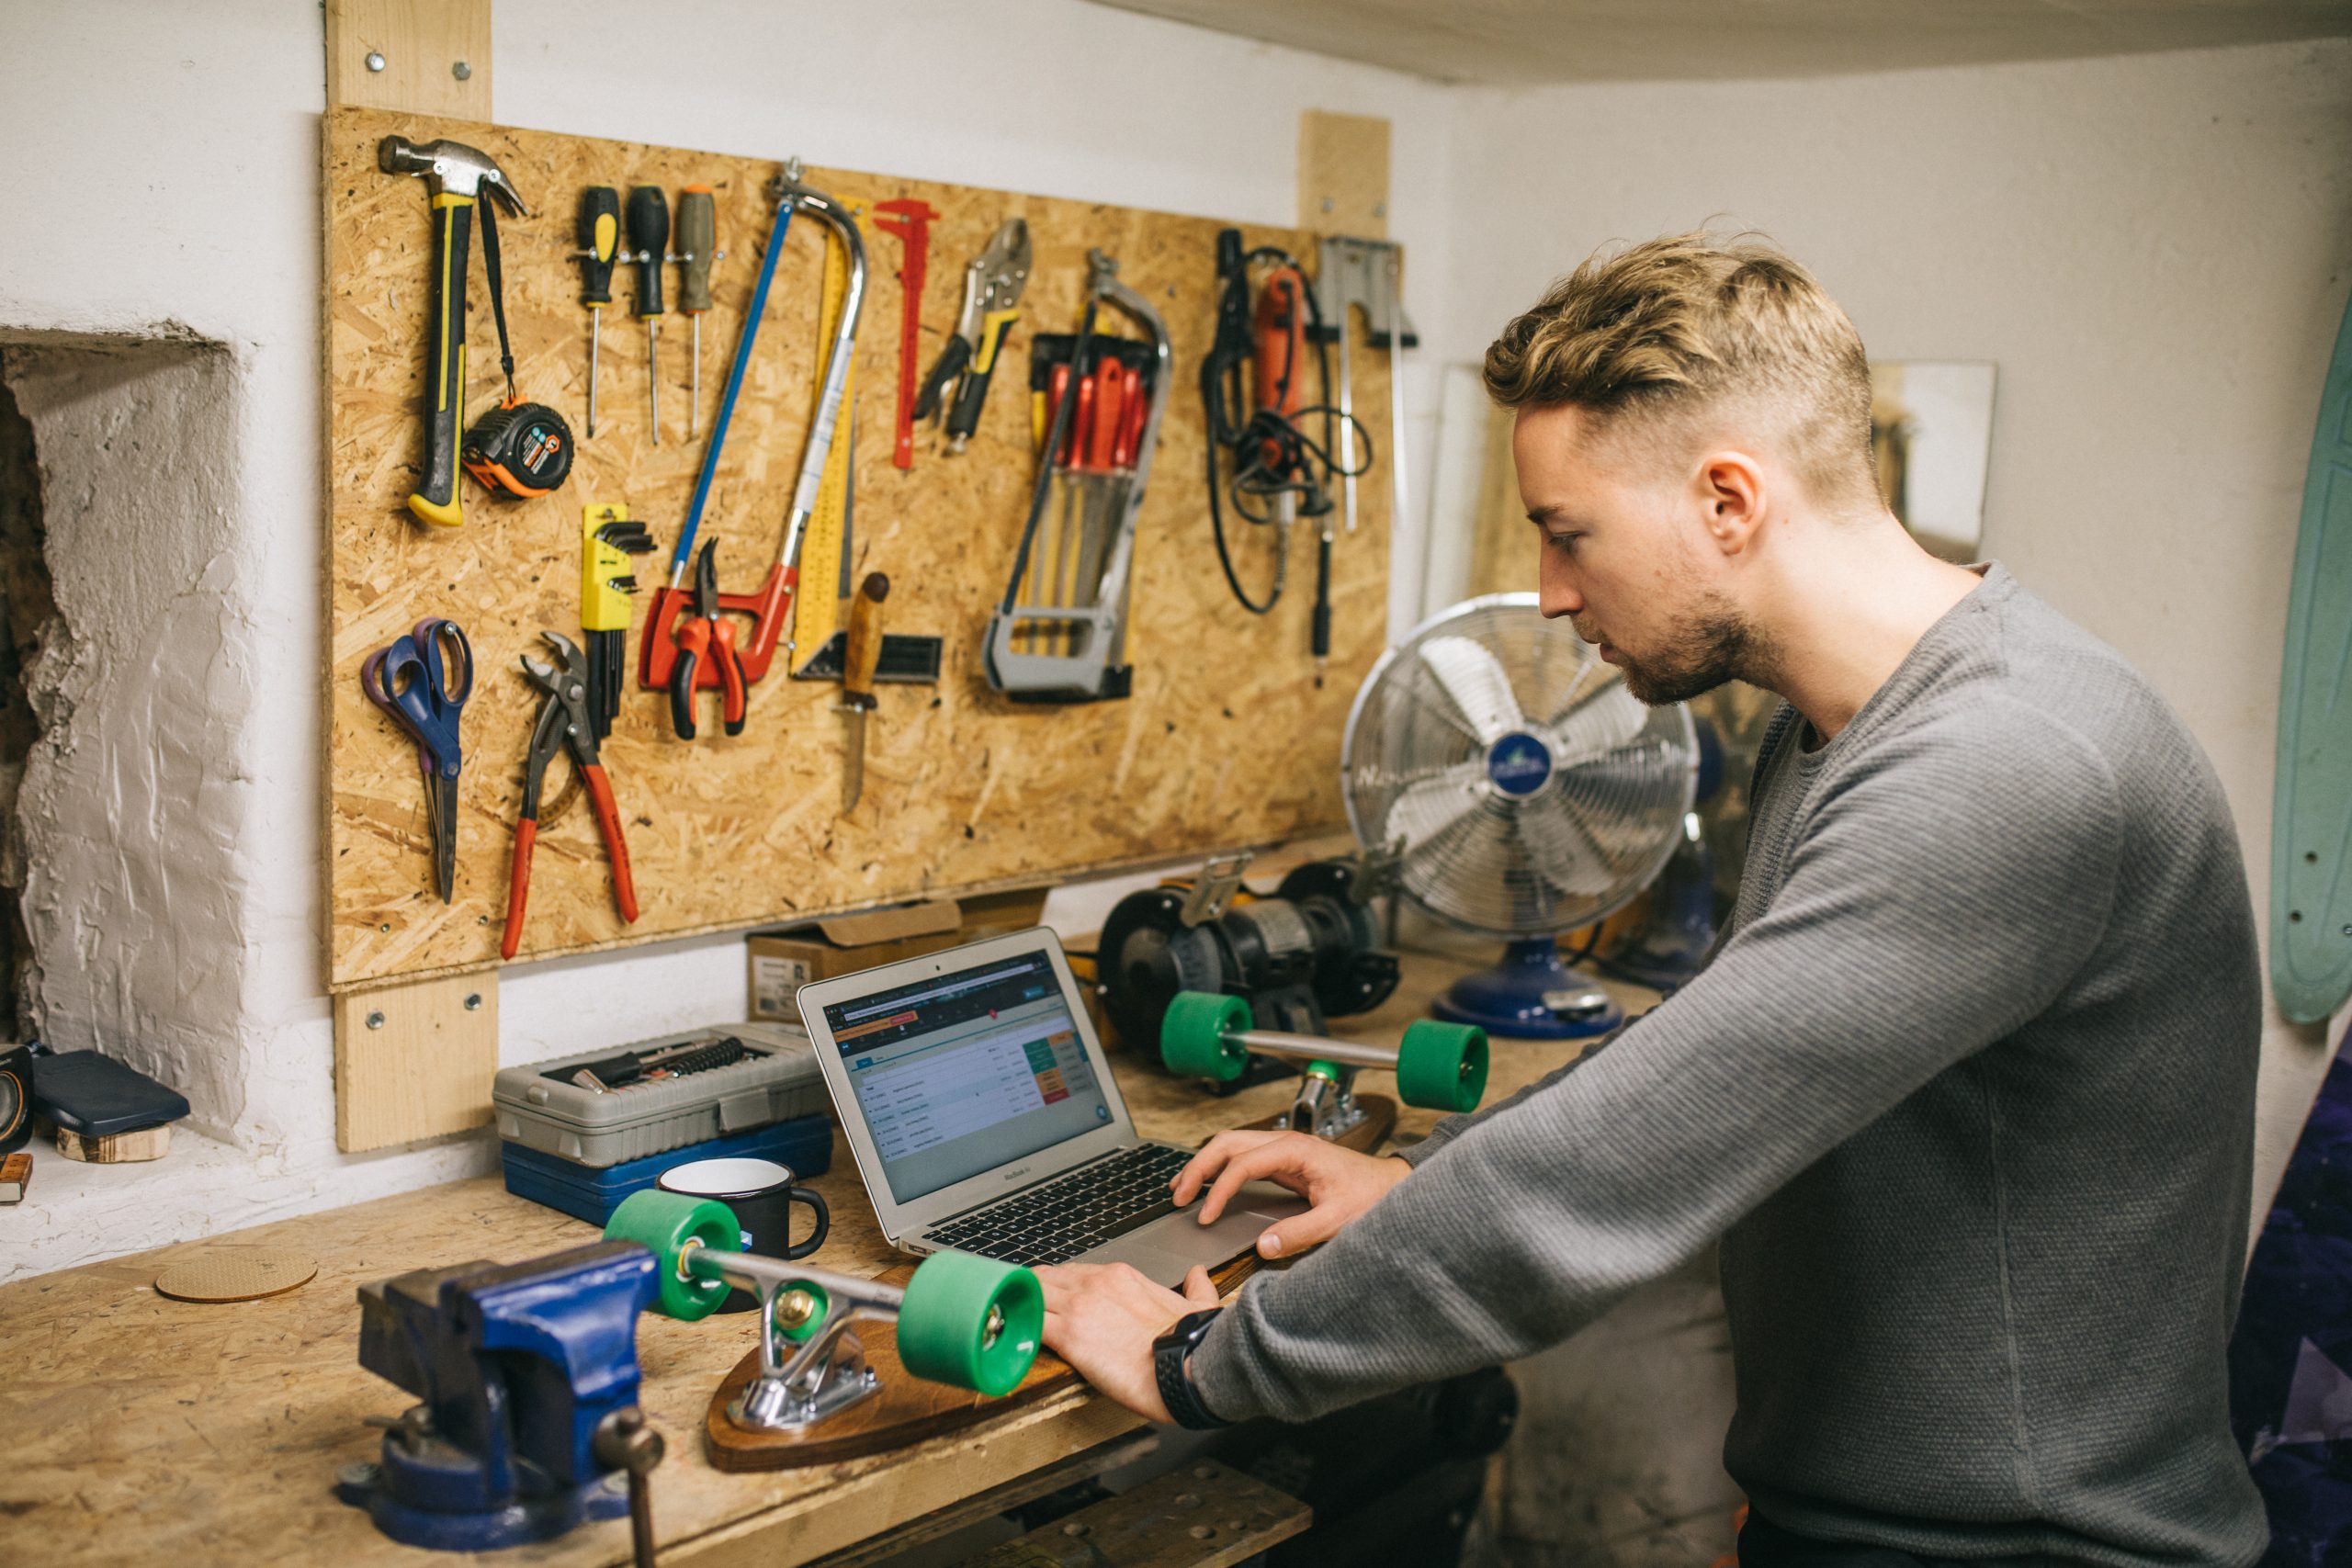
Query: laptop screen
[{"left": 820, "top": 948, "right": 1114, "bottom": 1204}]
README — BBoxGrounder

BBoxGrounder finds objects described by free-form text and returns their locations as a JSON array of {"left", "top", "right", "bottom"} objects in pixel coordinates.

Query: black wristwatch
[{"left": 1152, "top": 1307, "right": 1231, "bottom": 1430}]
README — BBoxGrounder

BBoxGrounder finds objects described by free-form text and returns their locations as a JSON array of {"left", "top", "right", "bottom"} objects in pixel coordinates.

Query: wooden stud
[
  {"left": 1298, "top": 110, "right": 1391, "bottom": 239},
  {"left": 1465, "top": 400, "right": 1535, "bottom": 600},
  {"left": 325, "top": 0, "right": 492, "bottom": 118},
  {"left": 332, "top": 972, "right": 499, "bottom": 1152}
]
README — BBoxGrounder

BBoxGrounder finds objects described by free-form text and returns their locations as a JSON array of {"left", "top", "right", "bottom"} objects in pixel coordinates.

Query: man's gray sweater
[{"left": 1188, "top": 564, "right": 2268, "bottom": 1565}]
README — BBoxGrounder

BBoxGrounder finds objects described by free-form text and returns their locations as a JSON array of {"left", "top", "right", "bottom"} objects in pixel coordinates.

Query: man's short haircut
[{"left": 1484, "top": 231, "right": 1877, "bottom": 507}]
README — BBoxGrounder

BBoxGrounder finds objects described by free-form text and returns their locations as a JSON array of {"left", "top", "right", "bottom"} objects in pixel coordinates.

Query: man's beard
[{"left": 1597, "top": 596, "right": 1769, "bottom": 706}]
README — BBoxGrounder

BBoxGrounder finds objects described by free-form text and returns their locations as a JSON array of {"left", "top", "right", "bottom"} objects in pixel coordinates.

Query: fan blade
[
  {"left": 1516, "top": 799, "right": 1617, "bottom": 899},
  {"left": 1383, "top": 761, "right": 1487, "bottom": 853},
  {"left": 1541, "top": 675, "right": 1648, "bottom": 770},
  {"left": 1418, "top": 636, "right": 1528, "bottom": 747}
]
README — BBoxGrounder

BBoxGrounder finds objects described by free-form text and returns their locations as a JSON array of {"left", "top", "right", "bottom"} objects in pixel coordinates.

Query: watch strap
[{"left": 1152, "top": 1308, "right": 1231, "bottom": 1430}]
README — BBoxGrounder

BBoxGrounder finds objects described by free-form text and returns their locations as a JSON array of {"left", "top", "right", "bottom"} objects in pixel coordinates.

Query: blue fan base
[{"left": 1430, "top": 937, "right": 1624, "bottom": 1040}]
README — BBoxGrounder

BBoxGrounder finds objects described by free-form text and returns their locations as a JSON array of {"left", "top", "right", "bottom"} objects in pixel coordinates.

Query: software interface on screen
[{"left": 823, "top": 951, "right": 1112, "bottom": 1205}]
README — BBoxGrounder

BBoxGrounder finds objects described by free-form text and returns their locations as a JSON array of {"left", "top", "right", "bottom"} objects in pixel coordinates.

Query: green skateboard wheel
[
  {"left": 1396, "top": 1019, "right": 1488, "bottom": 1112},
  {"left": 606, "top": 1190, "right": 741, "bottom": 1322},
  {"left": 1161, "top": 991, "right": 1252, "bottom": 1083},
  {"left": 898, "top": 1250, "right": 1044, "bottom": 1396}
]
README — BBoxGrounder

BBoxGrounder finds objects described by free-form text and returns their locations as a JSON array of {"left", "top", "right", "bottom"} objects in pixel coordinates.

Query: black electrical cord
[{"left": 1200, "top": 242, "right": 1371, "bottom": 615}]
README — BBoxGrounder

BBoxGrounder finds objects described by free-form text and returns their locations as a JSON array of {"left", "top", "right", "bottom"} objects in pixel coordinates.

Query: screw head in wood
[
  {"left": 366, "top": 1010, "right": 385, "bottom": 1030},
  {"left": 365, "top": 51, "right": 386, "bottom": 72},
  {"left": 464, "top": 993, "right": 481, "bottom": 1011},
  {"left": 452, "top": 60, "right": 471, "bottom": 80},
  {"left": 1320, "top": 197, "right": 1334, "bottom": 213},
  {"left": 1374, "top": 202, "right": 1387, "bottom": 218}
]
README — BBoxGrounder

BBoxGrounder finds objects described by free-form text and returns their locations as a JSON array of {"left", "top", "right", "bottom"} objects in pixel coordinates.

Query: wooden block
[
  {"left": 52, "top": 1122, "right": 171, "bottom": 1163},
  {"left": 948, "top": 1460, "right": 1309, "bottom": 1567},
  {"left": 1298, "top": 110, "right": 1390, "bottom": 239},
  {"left": 324, "top": 0, "right": 492, "bottom": 118},
  {"left": 333, "top": 972, "right": 498, "bottom": 1152}
]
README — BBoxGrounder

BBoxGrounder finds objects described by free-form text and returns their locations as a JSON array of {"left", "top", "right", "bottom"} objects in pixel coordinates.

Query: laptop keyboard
[{"left": 925, "top": 1143, "right": 1194, "bottom": 1268}]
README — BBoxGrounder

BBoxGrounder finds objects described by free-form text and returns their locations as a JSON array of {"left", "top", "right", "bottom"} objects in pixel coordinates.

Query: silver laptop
[{"left": 797, "top": 928, "right": 1306, "bottom": 1287}]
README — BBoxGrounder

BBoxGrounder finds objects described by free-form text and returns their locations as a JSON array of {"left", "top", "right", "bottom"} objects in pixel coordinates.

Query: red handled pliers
[
  {"left": 669, "top": 538, "right": 747, "bottom": 739},
  {"left": 502, "top": 630, "right": 639, "bottom": 961}
]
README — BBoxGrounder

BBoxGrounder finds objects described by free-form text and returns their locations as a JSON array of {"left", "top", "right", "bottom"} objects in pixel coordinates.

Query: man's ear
[{"left": 1694, "top": 450, "right": 1767, "bottom": 557}]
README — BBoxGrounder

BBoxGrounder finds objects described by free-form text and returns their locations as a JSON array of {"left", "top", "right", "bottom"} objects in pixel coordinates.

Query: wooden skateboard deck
[{"left": 704, "top": 1096, "right": 1399, "bottom": 1470}]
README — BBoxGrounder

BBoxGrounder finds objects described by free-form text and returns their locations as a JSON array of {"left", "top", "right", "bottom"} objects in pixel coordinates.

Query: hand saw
[
  {"left": 788, "top": 209, "right": 858, "bottom": 677},
  {"left": 641, "top": 163, "right": 865, "bottom": 698}
]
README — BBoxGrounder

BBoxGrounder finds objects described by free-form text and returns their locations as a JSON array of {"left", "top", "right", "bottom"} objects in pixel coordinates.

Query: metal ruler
[{"left": 791, "top": 208, "right": 859, "bottom": 675}]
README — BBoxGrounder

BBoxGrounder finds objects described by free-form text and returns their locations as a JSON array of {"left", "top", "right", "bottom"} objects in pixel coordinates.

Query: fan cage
[{"left": 1341, "top": 592, "right": 1698, "bottom": 940}]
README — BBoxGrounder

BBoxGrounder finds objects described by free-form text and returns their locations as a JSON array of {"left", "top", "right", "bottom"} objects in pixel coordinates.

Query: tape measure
[
  {"left": 790, "top": 209, "right": 858, "bottom": 674},
  {"left": 463, "top": 398, "right": 574, "bottom": 498}
]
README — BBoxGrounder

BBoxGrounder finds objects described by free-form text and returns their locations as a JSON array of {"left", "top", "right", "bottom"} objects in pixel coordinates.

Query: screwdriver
[
  {"left": 677, "top": 186, "right": 716, "bottom": 440},
  {"left": 626, "top": 185, "right": 669, "bottom": 445},
  {"left": 576, "top": 186, "right": 620, "bottom": 439}
]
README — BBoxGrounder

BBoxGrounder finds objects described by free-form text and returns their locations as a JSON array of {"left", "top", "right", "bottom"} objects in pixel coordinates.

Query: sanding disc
[{"left": 154, "top": 1247, "right": 317, "bottom": 1303}]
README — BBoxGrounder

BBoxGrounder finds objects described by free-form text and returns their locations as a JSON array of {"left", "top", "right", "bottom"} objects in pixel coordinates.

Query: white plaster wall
[
  {"left": 1442, "top": 35, "right": 2352, "bottom": 1219},
  {"left": 0, "top": 0, "right": 1453, "bottom": 1280},
  {"left": 3, "top": 341, "right": 252, "bottom": 1135}
]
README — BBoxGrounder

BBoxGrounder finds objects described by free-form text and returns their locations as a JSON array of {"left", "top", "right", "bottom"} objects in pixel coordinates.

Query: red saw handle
[{"left": 640, "top": 565, "right": 795, "bottom": 687}]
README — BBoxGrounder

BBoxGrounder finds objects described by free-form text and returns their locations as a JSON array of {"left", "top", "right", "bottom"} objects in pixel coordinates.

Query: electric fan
[{"left": 1341, "top": 592, "right": 1699, "bottom": 1037}]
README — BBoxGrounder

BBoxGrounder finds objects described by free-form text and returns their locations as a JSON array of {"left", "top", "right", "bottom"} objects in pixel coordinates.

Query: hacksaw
[
  {"left": 639, "top": 162, "right": 863, "bottom": 696},
  {"left": 790, "top": 209, "right": 858, "bottom": 676}
]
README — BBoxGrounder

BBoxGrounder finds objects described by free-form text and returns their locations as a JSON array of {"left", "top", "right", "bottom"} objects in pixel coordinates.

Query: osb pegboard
[{"left": 324, "top": 107, "right": 1393, "bottom": 989}]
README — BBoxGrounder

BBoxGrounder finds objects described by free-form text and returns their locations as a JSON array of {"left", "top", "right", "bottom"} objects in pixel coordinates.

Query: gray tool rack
[{"left": 493, "top": 1021, "right": 827, "bottom": 1167}]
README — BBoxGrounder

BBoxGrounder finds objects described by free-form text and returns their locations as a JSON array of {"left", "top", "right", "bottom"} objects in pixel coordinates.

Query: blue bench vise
[{"left": 334, "top": 1239, "right": 666, "bottom": 1557}]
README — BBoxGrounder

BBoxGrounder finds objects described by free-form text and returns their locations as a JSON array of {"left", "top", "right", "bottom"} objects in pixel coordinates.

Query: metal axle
[{"left": 677, "top": 1245, "right": 1009, "bottom": 1433}]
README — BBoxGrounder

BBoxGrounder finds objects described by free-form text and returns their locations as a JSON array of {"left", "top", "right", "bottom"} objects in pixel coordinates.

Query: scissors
[{"left": 361, "top": 617, "right": 472, "bottom": 903}]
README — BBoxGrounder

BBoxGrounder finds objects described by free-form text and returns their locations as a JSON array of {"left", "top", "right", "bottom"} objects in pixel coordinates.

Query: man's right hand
[{"left": 1173, "top": 1129, "right": 1413, "bottom": 1261}]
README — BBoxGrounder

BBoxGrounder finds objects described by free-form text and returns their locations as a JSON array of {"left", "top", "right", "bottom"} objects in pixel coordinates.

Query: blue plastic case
[{"left": 500, "top": 1113, "right": 834, "bottom": 1226}]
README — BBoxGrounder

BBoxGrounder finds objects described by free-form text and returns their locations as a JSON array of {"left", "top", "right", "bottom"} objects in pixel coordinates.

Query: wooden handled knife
[{"left": 841, "top": 572, "right": 888, "bottom": 814}]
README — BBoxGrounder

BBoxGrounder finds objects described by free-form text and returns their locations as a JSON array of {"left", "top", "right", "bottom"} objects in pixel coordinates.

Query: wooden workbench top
[{"left": 0, "top": 942, "right": 1647, "bottom": 1567}]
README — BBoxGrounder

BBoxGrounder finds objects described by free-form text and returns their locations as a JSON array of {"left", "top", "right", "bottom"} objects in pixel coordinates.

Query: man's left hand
[{"left": 1035, "top": 1260, "right": 1220, "bottom": 1424}]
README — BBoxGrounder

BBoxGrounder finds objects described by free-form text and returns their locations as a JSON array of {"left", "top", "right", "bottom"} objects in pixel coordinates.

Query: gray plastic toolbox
[{"left": 492, "top": 1021, "right": 829, "bottom": 1168}]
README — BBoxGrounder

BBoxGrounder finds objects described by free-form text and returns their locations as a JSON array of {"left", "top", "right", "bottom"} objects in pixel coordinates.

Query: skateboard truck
[
  {"left": 607, "top": 1190, "right": 1042, "bottom": 1432},
  {"left": 1159, "top": 990, "right": 1487, "bottom": 1141}
]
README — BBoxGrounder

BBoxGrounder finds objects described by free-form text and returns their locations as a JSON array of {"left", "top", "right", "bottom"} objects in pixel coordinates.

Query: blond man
[{"left": 1042, "top": 234, "right": 2266, "bottom": 1567}]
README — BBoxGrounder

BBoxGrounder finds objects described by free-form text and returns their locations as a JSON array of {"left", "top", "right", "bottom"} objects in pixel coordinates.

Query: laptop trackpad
[{"left": 1076, "top": 1181, "right": 1310, "bottom": 1289}]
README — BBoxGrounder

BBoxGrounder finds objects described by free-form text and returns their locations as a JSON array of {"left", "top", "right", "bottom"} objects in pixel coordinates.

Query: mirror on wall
[{"left": 1871, "top": 361, "right": 1996, "bottom": 563}]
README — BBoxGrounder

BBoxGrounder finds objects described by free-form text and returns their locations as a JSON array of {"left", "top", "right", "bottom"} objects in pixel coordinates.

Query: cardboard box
[{"left": 747, "top": 888, "right": 1052, "bottom": 1022}]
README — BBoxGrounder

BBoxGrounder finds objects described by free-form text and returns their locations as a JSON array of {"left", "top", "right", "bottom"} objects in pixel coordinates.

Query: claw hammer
[{"left": 379, "top": 136, "right": 529, "bottom": 529}]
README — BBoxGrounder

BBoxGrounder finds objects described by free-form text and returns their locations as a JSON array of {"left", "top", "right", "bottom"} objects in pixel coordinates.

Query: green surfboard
[{"left": 2272, "top": 282, "right": 2352, "bottom": 1023}]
